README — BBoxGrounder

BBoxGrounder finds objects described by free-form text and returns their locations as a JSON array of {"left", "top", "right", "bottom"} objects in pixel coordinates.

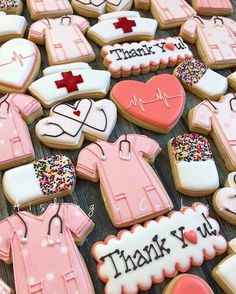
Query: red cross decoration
[
  {"left": 55, "top": 71, "right": 84, "bottom": 93},
  {"left": 113, "top": 17, "right": 136, "bottom": 33}
]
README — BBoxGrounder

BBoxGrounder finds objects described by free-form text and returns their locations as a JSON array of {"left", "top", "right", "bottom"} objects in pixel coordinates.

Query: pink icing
[
  {"left": 111, "top": 74, "right": 185, "bottom": 130},
  {"left": 77, "top": 134, "right": 173, "bottom": 227},
  {"left": 0, "top": 94, "right": 41, "bottom": 168},
  {"left": 181, "top": 16, "right": 236, "bottom": 66},
  {"left": 27, "top": 0, "right": 72, "bottom": 15},
  {"left": 171, "top": 275, "right": 213, "bottom": 294},
  {"left": 190, "top": 93, "right": 236, "bottom": 169},
  {"left": 0, "top": 203, "right": 94, "bottom": 294},
  {"left": 151, "top": 0, "right": 196, "bottom": 23},
  {"left": 28, "top": 16, "right": 95, "bottom": 65},
  {"left": 195, "top": 0, "right": 232, "bottom": 9}
]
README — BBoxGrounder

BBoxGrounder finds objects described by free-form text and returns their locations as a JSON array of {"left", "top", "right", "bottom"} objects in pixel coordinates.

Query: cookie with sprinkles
[
  {"left": 173, "top": 58, "right": 228, "bottom": 100},
  {"left": 3, "top": 155, "right": 76, "bottom": 208},
  {"left": 0, "top": 0, "right": 23, "bottom": 14},
  {"left": 168, "top": 133, "right": 219, "bottom": 196}
]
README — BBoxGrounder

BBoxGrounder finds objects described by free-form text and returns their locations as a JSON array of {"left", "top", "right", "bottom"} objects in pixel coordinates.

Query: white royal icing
[
  {"left": 3, "top": 164, "right": 42, "bottom": 204},
  {"left": 29, "top": 66, "right": 111, "bottom": 108},
  {"left": 0, "top": 38, "right": 38, "bottom": 89},
  {"left": 88, "top": 11, "right": 157, "bottom": 45},
  {"left": 192, "top": 69, "right": 228, "bottom": 98},
  {"left": 177, "top": 161, "right": 219, "bottom": 191},
  {"left": 217, "top": 255, "right": 236, "bottom": 292},
  {"left": 92, "top": 203, "right": 227, "bottom": 294},
  {"left": 102, "top": 37, "right": 192, "bottom": 75},
  {"left": 0, "top": 12, "right": 26, "bottom": 37},
  {"left": 43, "top": 62, "right": 91, "bottom": 76},
  {"left": 36, "top": 99, "right": 117, "bottom": 148}
]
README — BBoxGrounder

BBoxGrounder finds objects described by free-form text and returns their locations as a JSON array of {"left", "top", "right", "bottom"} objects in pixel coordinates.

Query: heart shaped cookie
[
  {"left": 0, "top": 38, "right": 41, "bottom": 94},
  {"left": 163, "top": 274, "right": 214, "bottom": 294},
  {"left": 213, "top": 172, "right": 236, "bottom": 225},
  {"left": 35, "top": 99, "right": 117, "bottom": 149},
  {"left": 110, "top": 74, "right": 185, "bottom": 133}
]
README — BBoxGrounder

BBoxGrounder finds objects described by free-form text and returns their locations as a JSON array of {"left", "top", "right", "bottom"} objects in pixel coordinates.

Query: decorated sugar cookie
[
  {"left": 3, "top": 155, "right": 76, "bottom": 208},
  {"left": 213, "top": 238, "right": 236, "bottom": 294},
  {"left": 110, "top": 74, "right": 185, "bottom": 133},
  {"left": 0, "top": 11, "right": 27, "bottom": 42},
  {"left": 188, "top": 93, "right": 236, "bottom": 171},
  {"left": 168, "top": 133, "right": 219, "bottom": 196},
  {"left": 26, "top": 0, "right": 73, "bottom": 20},
  {"left": 87, "top": 11, "right": 157, "bottom": 47},
  {"left": 102, "top": 36, "right": 193, "bottom": 78},
  {"left": 29, "top": 63, "right": 111, "bottom": 108},
  {"left": 0, "top": 203, "right": 95, "bottom": 294},
  {"left": 213, "top": 172, "right": 236, "bottom": 225},
  {"left": 0, "top": 279, "right": 13, "bottom": 294},
  {"left": 71, "top": 0, "right": 133, "bottom": 18},
  {"left": 0, "top": 38, "right": 41, "bottom": 94},
  {"left": 36, "top": 99, "right": 117, "bottom": 150},
  {"left": 227, "top": 71, "right": 236, "bottom": 91},
  {"left": 0, "top": 0, "right": 23, "bottom": 14},
  {"left": 134, "top": 0, "right": 196, "bottom": 29},
  {"left": 180, "top": 16, "right": 236, "bottom": 69},
  {"left": 0, "top": 93, "right": 43, "bottom": 170},
  {"left": 28, "top": 16, "right": 95, "bottom": 65},
  {"left": 77, "top": 134, "right": 174, "bottom": 227},
  {"left": 163, "top": 274, "right": 214, "bottom": 294},
  {"left": 192, "top": 0, "right": 233, "bottom": 16},
  {"left": 92, "top": 203, "right": 227, "bottom": 294},
  {"left": 174, "top": 58, "right": 228, "bottom": 100}
]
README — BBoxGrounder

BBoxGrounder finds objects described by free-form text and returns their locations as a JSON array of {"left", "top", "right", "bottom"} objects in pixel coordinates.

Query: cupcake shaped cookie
[
  {"left": 168, "top": 133, "right": 219, "bottom": 196},
  {"left": 174, "top": 58, "right": 227, "bottom": 100}
]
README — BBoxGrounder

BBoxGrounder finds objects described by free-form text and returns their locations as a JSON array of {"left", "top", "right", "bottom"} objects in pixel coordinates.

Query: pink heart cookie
[
  {"left": 0, "top": 38, "right": 40, "bottom": 94},
  {"left": 163, "top": 274, "right": 214, "bottom": 294},
  {"left": 110, "top": 74, "right": 185, "bottom": 133}
]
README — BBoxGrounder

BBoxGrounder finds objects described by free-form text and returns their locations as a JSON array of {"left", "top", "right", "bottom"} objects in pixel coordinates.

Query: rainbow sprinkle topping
[
  {"left": 0, "top": 0, "right": 19, "bottom": 9},
  {"left": 171, "top": 133, "right": 213, "bottom": 162},
  {"left": 175, "top": 58, "right": 207, "bottom": 86},
  {"left": 33, "top": 155, "right": 76, "bottom": 195}
]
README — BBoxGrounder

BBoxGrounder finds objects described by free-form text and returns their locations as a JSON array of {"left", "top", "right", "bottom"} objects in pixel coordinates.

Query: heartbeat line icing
[
  {"left": 102, "top": 36, "right": 193, "bottom": 78},
  {"left": 111, "top": 74, "right": 186, "bottom": 133},
  {"left": 0, "top": 38, "right": 40, "bottom": 94},
  {"left": 92, "top": 203, "right": 227, "bottom": 294},
  {"left": 127, "top": 88, "right": 185, "bottom": 111},
  {"left": 1, "top": 51, "right": 36, "bottom": 67}
]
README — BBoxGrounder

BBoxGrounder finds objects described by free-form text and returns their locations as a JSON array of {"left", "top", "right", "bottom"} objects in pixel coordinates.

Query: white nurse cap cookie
[
  {"left": 0, "top": 11, "right": 27, "bottom": 42},
  {"left": 87, "top": 11, "right": 158, "bottom": 47},
  {"left": 28, "top": 63, "right": 111, "bottom": 108},
  {"left": 3, "top": 155, "right": 76, "bottom": 208},
  {"left": 174, "top": 58, "right": 228, "bottom": 100}
]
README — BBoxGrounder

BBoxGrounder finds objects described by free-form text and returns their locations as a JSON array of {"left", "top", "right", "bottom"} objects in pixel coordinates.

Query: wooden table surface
[{"left": 1, "top": 1, "right": 236, "bottom": 293}]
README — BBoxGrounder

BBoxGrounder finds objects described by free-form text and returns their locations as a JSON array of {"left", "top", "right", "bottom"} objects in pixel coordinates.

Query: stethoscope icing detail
[
  {"left": 93, "top": 134, "right": 132, "bottom": 161},
  {"left": 15, "top": 203, "right": 63, "bottom": 246}
]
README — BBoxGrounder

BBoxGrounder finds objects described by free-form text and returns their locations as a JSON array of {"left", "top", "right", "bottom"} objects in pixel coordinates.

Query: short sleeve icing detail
[
  {"left": 73, "top": 15, "right": 90, "bottom": 32},
  {"left": 192, "top": 102, "right": 213, "bottom": 132},
  {"left": 76, "top": 148, "right": 98, "bottom": 180},
  {"left": 181, "top": 18, "right": 198, "bottom": 39},
  {"left": 65, "top": 204, "right": 93, "bottom": 241},
  {"left": 0, "top": 219, "right": 13, "bottom": 263},
  {"left": 134, "top": 135, "right": 160, "bottom": 161},
  {"left": 12, "top": 94, "right": 41, "bottom": 117},
  {"left": 223, "top": 17, "right": 236, "bottom": 35},
  {"left": 28, "top": 20, "right": 46, "bottom": 43}
]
